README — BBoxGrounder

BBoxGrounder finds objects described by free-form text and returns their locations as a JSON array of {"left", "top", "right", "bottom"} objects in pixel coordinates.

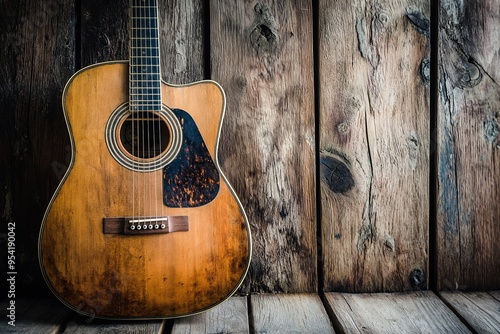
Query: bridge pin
[{"left": 160, "top": 224, "right": 166, "bottom": 229}]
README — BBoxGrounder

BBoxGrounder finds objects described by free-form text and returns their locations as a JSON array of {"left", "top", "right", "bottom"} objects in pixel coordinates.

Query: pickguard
[{"left": 163, "top": 108, "right": 220, "bottom": 207}]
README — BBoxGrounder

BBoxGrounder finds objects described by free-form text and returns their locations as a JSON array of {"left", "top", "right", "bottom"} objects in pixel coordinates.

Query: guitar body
[{"left": 38, "top": 61, "right": 251, "bottom": 319}]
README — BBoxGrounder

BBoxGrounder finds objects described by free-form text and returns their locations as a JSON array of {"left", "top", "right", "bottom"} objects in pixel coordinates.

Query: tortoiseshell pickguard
[{"left": 163, "top": 108, "right": 220, "bottom": 207}]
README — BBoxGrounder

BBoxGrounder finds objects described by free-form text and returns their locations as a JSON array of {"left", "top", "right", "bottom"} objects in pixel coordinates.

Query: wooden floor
[{"left": 1, "top": 291, "right": 499, "bottom": 333}]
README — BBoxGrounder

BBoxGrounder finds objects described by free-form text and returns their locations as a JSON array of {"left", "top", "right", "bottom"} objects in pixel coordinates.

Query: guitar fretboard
[{"left": 129, "top": 0, "right": 161, "bottom": 112}]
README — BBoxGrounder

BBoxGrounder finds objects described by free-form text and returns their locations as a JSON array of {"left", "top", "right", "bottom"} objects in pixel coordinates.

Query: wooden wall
[{"left": 0, "top": 0, "right": 498, "bottom": 297}]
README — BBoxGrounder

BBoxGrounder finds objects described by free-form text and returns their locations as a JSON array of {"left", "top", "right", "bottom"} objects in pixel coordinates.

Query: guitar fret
[
  {"left": 129, "top": 61, "right": 160, "bottom": 67},
  {"left": 130, "top": 89, "right": 161, "bottom": 93},
  {"left": 130, "top": 81, "right": 161, "bottom": 84},
  {"left": 130, "top": 92, "right": 160, "bottom": 95}
]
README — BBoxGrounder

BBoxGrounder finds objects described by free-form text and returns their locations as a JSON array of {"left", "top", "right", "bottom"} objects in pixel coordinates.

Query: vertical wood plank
[
  {"left": 80, "top": 0, "right": 206, "bottom": 82},
  {"left": 210, "top": 1, "right": 317, "bottom": 293},
  {"left": 318, "top": 0, "right": 430, "bottom": 292},
  {"left": 437, "top": 0, "right": 500, "bottom": 290},
  {"left": 0, "top": 0, "right": 75, "bottom": 294},
  {"left": 160, "top": 0, "right": 206, "bottom": 84},
  {"left": 80, "top": 0, "right": 129, "bottom": 65}
]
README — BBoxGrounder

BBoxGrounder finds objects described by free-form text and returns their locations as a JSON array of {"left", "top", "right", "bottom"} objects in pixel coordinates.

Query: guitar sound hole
[
  {"left": 106, "top": 103, "right": 182, "bottom": 172},
  {"left": 119, "top": 112, "right": 171, "bottom": 160}
]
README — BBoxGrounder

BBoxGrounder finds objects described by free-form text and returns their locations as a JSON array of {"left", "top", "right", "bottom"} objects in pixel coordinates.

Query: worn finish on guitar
[{"left": 38, "top": 62, "right": 251, "bottom": 319}]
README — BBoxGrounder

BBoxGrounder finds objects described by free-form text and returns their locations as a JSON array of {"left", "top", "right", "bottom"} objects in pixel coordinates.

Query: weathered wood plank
[
  {"left": 318, "top": 0, "right": 430, "bottom": 292},
  {"left": 325, "top": 291, "right": 471, "bottom": 333},
  {"left": 489, "top": 291, "right": 500, "bottom": 300},
  {"left": 63, "top": 318, "right": 165, "bottom": 334},
  {"left": 171, "top": 297, "right": 249, "bottom": 334},
  {"left": 160, "top": 0, "right": 206, "bottom": 84},
  {"left": 0, "top": 0, "right": 75, "bottom": 295},
  {"left": 0, "top": 298, "right": 71, "bottom": 333},
  {"left": 81, "top": 0, "right": 205, "bottom": 81},
  {"left": 251, "top": 294, "right": 335, "bottom": 333},
  {"left": 440, "top": 291, "right": 500, "bottom": 334},
  {"left": 210, "top": 0, "right": 317, "bottom": 294},
  {"left": 436, "top": 0, "right": 500, "bottom": 291},
  {"left": 80, "top": 0, "right": 129, "bottom": 65}
]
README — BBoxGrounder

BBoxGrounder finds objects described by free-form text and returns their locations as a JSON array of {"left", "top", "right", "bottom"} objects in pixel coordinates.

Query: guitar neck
[{"left": 129, "top": 0, "right": 161, "bottom": 112}]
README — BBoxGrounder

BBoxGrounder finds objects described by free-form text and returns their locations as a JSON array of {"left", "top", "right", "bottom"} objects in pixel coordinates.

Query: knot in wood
[
  {"left": 456, "top": 59, "right": 482, "bottom": 88},
  {"left": 320, "top": 153, "right": 355, "bottom": 194},
  {"left": 250, "top": 24, "right": 277, "bottom": 53},
  {"left": 251, "top": 3, "right": 278, "bottom": 53},
  {"left": 406, "top": 12, "right": 430, "bottom": 37},
  {"left": 337, "top": 122, "right": 350, "bottom": 134},
  {"left": 409, "top": 269, "right": 426, "bottom": 290},
  {"left": 419, "top": 58, "right": 430, "bottom": 83},
  {"left": 376, "top": 12, "right": 389, "bottom": 26},
  {"left": 484, "top": 118, "right": 500, "bottom": 143}
]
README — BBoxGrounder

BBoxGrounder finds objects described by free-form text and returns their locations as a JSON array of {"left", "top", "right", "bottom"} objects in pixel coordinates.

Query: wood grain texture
[
  {"left": 171, "top": 297, "right": 249, "bottom": 334},
  {"left": 318, "top": 0, "right": 430, "bottom": 292},
  {"left": 325, "top": 291, "right": 471, "bottom": 334},
  {"left": 0, "top": 298, "right": 71, "bottom": 333},
  {"left": 80, "top": 0, "right": 129, "bottom": 65},
  {"left": 0, "top": 0, "right": 75, "bottom": 295},
  {"left": 210, "top": 0, "right": 317, "bottom": 293},
  {"left": 251, "top": 294, "right": 335, "bottom": 334},
  {"left": 440, "top": 291, "right": 500, "bottom": 334},
  {"left": 81, "top": 0, "right": 205, "bottom": 83},
  {"left": 436, "top": 0, "right": 500, "bottom": 291},
  {"left": 38, "top": 63, "right": 251, "bottom": 318},
  {"left": 63, "top": 319, "right": 165, "bottom": 334},
  {"left": 160, "top": 0, "right": 206, "bottom": 84}
]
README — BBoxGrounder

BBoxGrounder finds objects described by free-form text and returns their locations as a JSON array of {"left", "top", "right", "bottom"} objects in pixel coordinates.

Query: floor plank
[
  {"left": 0, "top": 298, "right": 71, "bottom": 333},
  {"left": 251, "top": 294, "right": 335, "bottom": 334},
  {"left": 171, "top": 297, "right": 249, "bottom": 334},
  {"left": 62, "top": 318, "right": 165, "bottom": 334},
  {"left": 440, "top": 291, "right": 500, "bottom": 334},
  {"left": 325, "top": 291, "right": 471, "bottom": 334},
  {"left": 489, "top": 291, "right": 500, "bottom": 301}
]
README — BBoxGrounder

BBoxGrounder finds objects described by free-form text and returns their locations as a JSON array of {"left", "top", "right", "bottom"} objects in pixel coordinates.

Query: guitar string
[
  {"left": 130, "top": 0, "right": 136, "bottom": 227},
  {"left": 143, "top": 2, "right": 150, "bottom": 227},
  {"left": 150, "top": 1, "right": 157, "bottom": 227},
  {"left": 137, "top": 0, "right": 142, "bottom": 227},
  {"left": 150, "top": 1, "right": 156, "bottom": 226},
  {"left": 141, "top": 1, "right": 148, "bottom": 227},
  {"left": 138, "top": 1, "right": 146, "bottom": 225},
  {"left": 153, "top": 0, "right": 161, "bottom": 225}
]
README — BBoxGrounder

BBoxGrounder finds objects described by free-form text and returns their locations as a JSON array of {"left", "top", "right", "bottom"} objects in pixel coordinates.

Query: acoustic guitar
[{"left": 38, "top": 0, "right": 251, "bottom": 319}]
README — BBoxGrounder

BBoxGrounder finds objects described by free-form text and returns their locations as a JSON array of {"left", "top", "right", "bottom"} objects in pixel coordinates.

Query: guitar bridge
[{"left": 103, "top": 216, "right": 189, "bottom": 235}]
